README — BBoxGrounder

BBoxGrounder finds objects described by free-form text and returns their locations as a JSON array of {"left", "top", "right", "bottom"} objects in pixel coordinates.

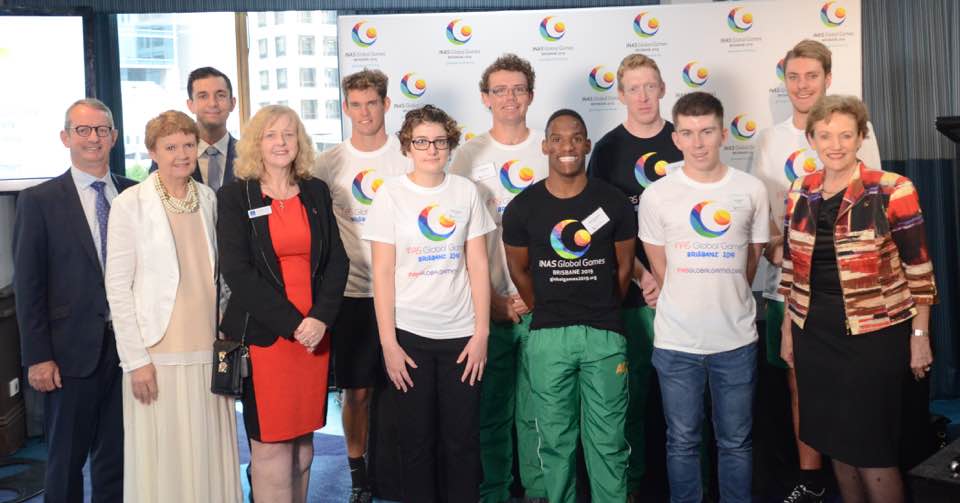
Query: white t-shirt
[
  {"left": 315, "top": 136, "right": 411, "bottom": 297},
  {"left": 750, "top": 117, "right": 881, "bottom": 300},
  {"left": 638, "top": 167, "right": 769, "bottom": 354},
  {"left": 363, "top": 174, "right": 496, "bottom": 340},
  {"left": 449, "top": 130, "right": 549, "bottom": 297}
]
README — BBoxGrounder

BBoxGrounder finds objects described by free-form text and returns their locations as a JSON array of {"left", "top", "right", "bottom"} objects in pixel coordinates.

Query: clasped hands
[{"left": 294, "top": 316, "right": 327, "bottom": 353}]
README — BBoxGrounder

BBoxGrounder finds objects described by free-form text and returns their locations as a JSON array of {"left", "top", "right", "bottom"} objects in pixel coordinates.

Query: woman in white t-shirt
[{"left": 363, "top": 105, "right": 495, "bottom": 502}]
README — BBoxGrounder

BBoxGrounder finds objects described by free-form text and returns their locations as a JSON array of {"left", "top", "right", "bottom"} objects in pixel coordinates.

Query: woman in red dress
[{"left": 218, "top": 105, "right": 348, "bottom": 503}]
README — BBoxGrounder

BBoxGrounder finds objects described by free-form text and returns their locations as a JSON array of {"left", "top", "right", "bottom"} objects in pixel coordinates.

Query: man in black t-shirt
[
  {"left": 587, "top": 53, "right": 682, "bottom": 496},
  {"left": 502, "top": 109, "right": 635, "bottom": 503}
]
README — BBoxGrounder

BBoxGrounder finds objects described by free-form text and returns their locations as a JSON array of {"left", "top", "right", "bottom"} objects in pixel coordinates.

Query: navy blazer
[
  {"left": 149, "top": 134, "right": 237, "bottom": 185},
  {"left": 13, "top": 169, "right": 137, "bottom": 378}
]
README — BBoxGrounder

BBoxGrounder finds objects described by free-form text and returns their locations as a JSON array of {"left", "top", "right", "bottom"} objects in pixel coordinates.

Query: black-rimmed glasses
[
  {"left": 72, "top": 125, "right": 114, "bottom": 138},
  {"left": 411, "top": 138, "right": 450, "bottom": 150}
]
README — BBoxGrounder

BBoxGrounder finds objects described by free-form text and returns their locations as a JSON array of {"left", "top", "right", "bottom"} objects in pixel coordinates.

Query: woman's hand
[
  {"left": 131, "top": 363, "right": 158, "bottom": 405},
  {"left": 780, "top": 317, "right": 794, "bottom": 369},
  {"left": 457, "top": 333, "right": 489, "bottom": 386},
  {"left": 383, "top": 342, "right": 417, "bottom": 392},
  {"left": 294, "top": 317, "right": 327, "bottom": 352},
  {"left": 910, "top": 335, "right": 934, "bottom": 380}
]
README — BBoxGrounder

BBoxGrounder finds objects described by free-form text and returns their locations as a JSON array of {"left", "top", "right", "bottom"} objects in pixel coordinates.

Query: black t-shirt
[
  {"left": 587, "top": 121, "right": 683, "bottom": 307},
  {"left": 502, "top": 178, "right": 637, "bottom": 334}
]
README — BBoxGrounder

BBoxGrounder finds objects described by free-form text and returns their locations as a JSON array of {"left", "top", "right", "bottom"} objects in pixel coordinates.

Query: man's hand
[
  {"left": 764, "top": 235, "right": 784, "bottom": 266},
  {"left": 491, "top": 293, "right": 520, "bottom": 323},
  {"left": 28, "top": 360, "right": 62, "bottom": 392},
  {"left": 638, "top": 266, "right": 661, "bottom": 307}
]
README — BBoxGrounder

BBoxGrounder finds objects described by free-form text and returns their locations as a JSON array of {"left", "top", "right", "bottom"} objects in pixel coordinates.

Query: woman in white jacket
[{"left": 105, "top": 110, "right": 241, "bottom": 502}]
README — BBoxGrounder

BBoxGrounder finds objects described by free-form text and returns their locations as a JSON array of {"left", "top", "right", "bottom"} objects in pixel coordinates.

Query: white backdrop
[{"left": 338, "top": 0, "right": 862, "bottom": 170}]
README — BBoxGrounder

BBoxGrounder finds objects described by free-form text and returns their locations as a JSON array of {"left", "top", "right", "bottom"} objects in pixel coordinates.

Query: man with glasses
[
  {"left": 314, "top": 69, "right": 409, "bottom": 503},
  {"left": 14, "top": 98, "right": 137, "bottom": 502},
  {"left": 449, "top": 53, "right": 548, "bottom": 503},
  {"left": 587, "top": 53, "right": 683, "bottom": 499},
  {"left": 149, "top": 66, "right": 237, "bottom": 190}
]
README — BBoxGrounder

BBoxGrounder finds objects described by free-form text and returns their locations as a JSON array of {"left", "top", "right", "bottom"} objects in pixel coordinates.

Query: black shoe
[
  {"left": 349, "top": 486, "right": 374, "bottom": 503},
  {"left": 783, "top": 484, "right": 825, "bottom": 503}
]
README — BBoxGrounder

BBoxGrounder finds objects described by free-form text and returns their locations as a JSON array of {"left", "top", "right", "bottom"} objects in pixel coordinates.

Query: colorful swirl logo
[
  {"left": 588, "top": 65, "right": 616, "bottom": 92},
  {"left": 776, "top": 58, "right": 786, "bottom": 82},
  {"left": 690, "top": 201, "right": 732, "bottom": 238},
  {"left": 418, "top": 204, "right": 457, "bottom": 242},
  {"left": 730, "top": 114, "right": 757, "bottom": 141},
  {"left": 727, "top": 7, "right": 754, "bottom": 33},
  {"left": 784, "top": 148, "right": 822, "bottom": 182},
  {"left": 351, "top": 21, "right": 377, "bottom": 47},
  {"left": 820, "top": 2, "right": 847, "bottom": 27},
  {"left": 351, "top": 169, "right": 384, "bottom": 206},
  {"left": 550, "top": 219, "right": 592, "bottom": 259},
  {"left": 539, "top": 16, "right": 566, "bottom": 42},
  {"left": 682, "top": 61, "right": 709, "bottom": 88},
  {"left": 633, "top": 12, "right": 660, "bottom": 38},
  {"left": 499, "top": 160, "right": 535, "bottom": 194},
  {"left": 634, "top": 152, "right": 670, "bottom": 188},
  {"left": 445, "top": 18, "right": 472, "bottom": 45},
  {"left": 400, "top": 72, "right": 427, "bottom": 99}
]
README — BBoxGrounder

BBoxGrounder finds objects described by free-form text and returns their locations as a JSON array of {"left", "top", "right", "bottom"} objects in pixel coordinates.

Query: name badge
[
  {"left": 446, "top": 207, "right": 467, "bottom": 222},
  {"left": 248, "top": 206, "right": 273, "bottom": 219},
  {"left": 727, "top": 194, "right": 750, "bottom": 211},
  {"left": 470, "top": 162, "right": 497, "bottom": 182},
  {"left": 581, "top": 207, "right": 610, "bottom": 234}
]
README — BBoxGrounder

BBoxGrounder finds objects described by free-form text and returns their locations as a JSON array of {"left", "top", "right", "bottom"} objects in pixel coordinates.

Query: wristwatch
[{"left": 912, "top": 329, "right": 928, "bottom": 337}]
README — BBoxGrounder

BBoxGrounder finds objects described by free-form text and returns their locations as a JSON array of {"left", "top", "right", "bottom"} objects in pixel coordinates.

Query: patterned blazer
[{"left": 778, "top": 163, "right": 937, "bottom": 335}]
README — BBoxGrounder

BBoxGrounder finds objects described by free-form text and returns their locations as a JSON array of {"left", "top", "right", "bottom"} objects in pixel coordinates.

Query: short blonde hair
[
  {"left": 617, "top": 53, "right": 663, "bottom": 91},
  {"left": 144, "top": 110, "right": 198, "bottom": 151},
  {"left": 235, "top": 105, "right": 315, "bottom": 181},
  {"left": 784, "top": 39, "right": 832, "bottom": 76},
  {"left": 805, "top": 95, "right": 871, "bottom": 139}
]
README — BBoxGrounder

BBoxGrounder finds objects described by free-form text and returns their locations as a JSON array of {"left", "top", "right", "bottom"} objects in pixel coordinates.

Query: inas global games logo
[{"left": 550, "top": 219, "right": 592, "bottom": 259}]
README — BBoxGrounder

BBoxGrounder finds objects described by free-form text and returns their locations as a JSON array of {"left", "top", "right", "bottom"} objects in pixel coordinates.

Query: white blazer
[{"left": 105, "top": 173, "right": 218, "bottom": 372}]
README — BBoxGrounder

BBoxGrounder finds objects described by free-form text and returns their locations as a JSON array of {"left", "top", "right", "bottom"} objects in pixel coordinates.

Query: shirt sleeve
[
  {"left": 361, "top": 183, "right": 396, "bottom": 244},
  {"left": 637, "top": 189, "right": 664, "bottom": 246},
  {"left": 859, "top": 121, "right": 883, "bottom": 171},
  {"left": 466, "top": 183, "right": 497, "bottom": 240},
  {"left": 501, "top": 194, "right": 529, "bottom": 247},
  {"left": 751, "top": 181, "right": 771, "bottom": 244}
]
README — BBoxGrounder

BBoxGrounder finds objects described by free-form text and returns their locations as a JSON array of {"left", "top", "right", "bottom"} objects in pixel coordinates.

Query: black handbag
[{"left": 210, "top": 268, "right": 249, "bottom": 398}]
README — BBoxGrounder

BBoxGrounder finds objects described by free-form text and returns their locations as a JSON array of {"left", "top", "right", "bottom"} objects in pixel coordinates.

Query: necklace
[{"left": 154, "top": 174, "right": 199, "bottom": 213}]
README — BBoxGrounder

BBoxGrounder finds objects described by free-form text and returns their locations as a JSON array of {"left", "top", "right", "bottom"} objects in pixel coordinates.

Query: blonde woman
[
  {"left": 217, "top": 105, "right": 348, "bottom": 503},
  {"left": 105, "top": 110, "right": 241, "bottom": 502}
]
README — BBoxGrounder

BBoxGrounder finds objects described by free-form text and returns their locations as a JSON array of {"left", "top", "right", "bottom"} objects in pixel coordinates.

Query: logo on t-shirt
[
  {"left": 690, "top": 200, "right": 732, "bottom": 238},
  {"left": 784, "top": 148, "right": 821, "bottom": 182},
  {"left": 550, "top": 219, "right": 592, "bottom": 259},
  {"left": 499, "top": 160, "right": 535, "bottom": 194},
  {"left": 634, "top": 152, "right": 670, "bottom": 188},
  {"left": 418, "top": 204, "right": 457, "bottom": 241},
  {"left": 352, "top": 169, "right": 385, "bottom": 205}
]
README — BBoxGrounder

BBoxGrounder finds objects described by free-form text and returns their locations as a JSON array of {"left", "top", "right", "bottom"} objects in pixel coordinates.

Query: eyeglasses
[
  {"left": 72, "top": 125, "right": 114, "bottom": 138},
  {"left": 411, "top": 138, "right": 450, "bottom": 150},
  {"left": 487, "top": 86, "right": 530, "bottom": 98},
  {"left": 623, "top": 83, "right": 662, "bottom": 96}
]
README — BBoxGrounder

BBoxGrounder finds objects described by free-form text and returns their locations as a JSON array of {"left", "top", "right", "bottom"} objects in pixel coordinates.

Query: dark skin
[{"left": 505, "top": 114, "right": 635, "bottom": 311}]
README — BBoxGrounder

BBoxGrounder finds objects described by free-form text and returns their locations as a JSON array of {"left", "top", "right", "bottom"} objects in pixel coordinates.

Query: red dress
[{"left": 247, "top": 196, "right": 330, "bottom": 442}]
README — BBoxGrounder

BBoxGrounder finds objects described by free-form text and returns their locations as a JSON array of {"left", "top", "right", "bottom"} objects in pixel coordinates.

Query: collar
[
  {"left": 199, "top": 133, "right": 231, "bottom": 157},
  {"left": 70, "top": 166, "right": 114, "bottom": 190}
]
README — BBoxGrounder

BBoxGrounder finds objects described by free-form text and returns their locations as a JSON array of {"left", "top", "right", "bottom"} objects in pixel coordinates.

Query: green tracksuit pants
[
  {"left": 527, "top": 325, "right": 629, "bottom": 503},
  {"left": 622, "top": 306, "right": 656, "bottom": 492},
  {"left": 479, "top": 314, "right": 545, "bottom": 502}
]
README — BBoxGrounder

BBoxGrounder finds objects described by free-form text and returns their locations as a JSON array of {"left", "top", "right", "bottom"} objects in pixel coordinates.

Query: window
[
  {"left": 277, "top": 100, "right": 288, "bottom": 107},
  {"left": 322, "top": 11, "right": 337, "bottom": 24},
  {"left": 274, "top": 12, "right": 285, "bottom": 25},
  {"left": 323, "top": 36, "right": 337, "bottom": 56},
  {"left": 275, "top": 36, "right": 286, "bottom": 57},
  {"left": 299, "top": 35, "right": 315, "bottom": 56},
  {"left": 299, "top": 11, "right": 313, "bottom": 24},
  {"left": 325, "top": 99, "right": 341, "bottom": 119},
  {"left": 258, "top": 38, "right": 268, "bottom": 58},
  {"left": 301, "top": 99, "right": 318, "bottom": 120},
  {"left": 259, "top": 70, "right": 269, "bottom": 90},
  {"left": 258, "top": 101, "right": 269, "bottom": 109},
  {"left": 300, "top": 68, "right": 316, "bottom": 88},
  {"left": 276, "top": 68, "right": 288, "bottom": 89},
  {"left": 324, "top": 68, "right": 339, "bottom": 88},
  {"left": 257, "top": 12, "right": 267, "bottom": 27}
]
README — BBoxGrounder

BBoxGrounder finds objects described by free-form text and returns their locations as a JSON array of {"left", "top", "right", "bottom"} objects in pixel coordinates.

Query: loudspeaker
[{"left": 908, "top": 436, "right": 960, "bottom": 502}]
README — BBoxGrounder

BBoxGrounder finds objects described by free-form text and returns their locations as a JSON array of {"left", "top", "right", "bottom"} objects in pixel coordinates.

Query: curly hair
[
  {"left": 341, "top": 68, "right": 389, "bottom": 101},
  {"left": 805, "top": 95, "right": 871, "bottom": 140},
  {"left": 479, "top": 53, "right": 536, "bottom": 93},
  {"left": 144, "top": 110, "right": 198, "bottom": 151},
  {"left": 234, "top": 105, "right": 316, "bottom": 181},
  {"left": 396, "top": 105, "right": 462, "bottom": 155}
]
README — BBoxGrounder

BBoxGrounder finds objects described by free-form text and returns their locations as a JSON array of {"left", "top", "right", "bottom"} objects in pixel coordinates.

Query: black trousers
[
  {"left": 43, "top": 329, "right": 123, "bottom": 503},
  {"left": 393, "top": 329, "right": 481, "bottom": 503}
]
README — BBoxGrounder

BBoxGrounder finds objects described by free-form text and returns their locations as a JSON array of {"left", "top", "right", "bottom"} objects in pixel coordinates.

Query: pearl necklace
[{"left": 154, "top": 174, "right": 199, "bottom": 213}]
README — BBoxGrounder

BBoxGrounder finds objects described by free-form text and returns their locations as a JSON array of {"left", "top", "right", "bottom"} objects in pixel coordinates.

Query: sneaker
[
  {"left": 783, "top": 484, "right": 825, "bottom": 503},
  {"left": 349, "top": 487, "right": 373, "bottom": 503}
]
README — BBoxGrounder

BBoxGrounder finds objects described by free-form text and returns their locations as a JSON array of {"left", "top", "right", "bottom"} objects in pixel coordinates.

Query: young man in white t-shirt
[
  {"left": 750, "top": 39, "right": 881, "bottom": 503},
  {"left": 449, "top": 53, "right": 548, "bottom": 503},
  {"left": 639, "top": 92, "right": 769, "bottom": 503},
  {"left": 314, "top": 69, "right": 410, "bottom": 503}
]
